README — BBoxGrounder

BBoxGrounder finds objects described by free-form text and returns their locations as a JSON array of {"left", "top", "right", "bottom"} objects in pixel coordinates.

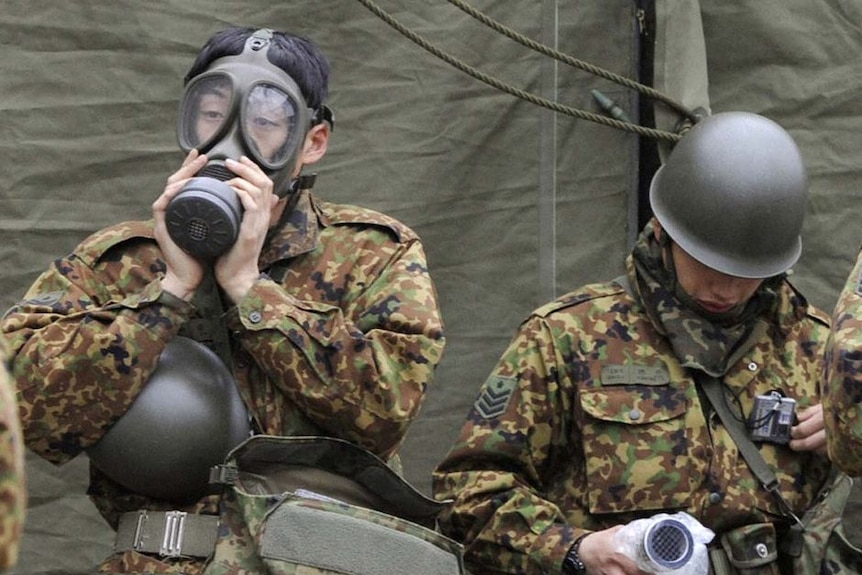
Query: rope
[
  {"left": 445, "top": 0, "right": 698, "bottom": 122},
  {"left": 353, "top": 0, "right": 685, "bottom": 142}
]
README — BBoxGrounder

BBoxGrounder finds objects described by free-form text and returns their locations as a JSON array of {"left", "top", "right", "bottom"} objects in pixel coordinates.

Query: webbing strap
[
  {"left": 708, "top": 546, "right": 735, "bottom": 575},
  {"left": 698, "top": 373, "right": 803, "bottom": 528},
  {"left": 114, "top": 510, "right": 218, "bottom": 559},
  {"left": 699, "top": 375, "right": 778, "bottom": 490},
  {"left": 182, "top": 269, "right": 234, "bottom": 373}
]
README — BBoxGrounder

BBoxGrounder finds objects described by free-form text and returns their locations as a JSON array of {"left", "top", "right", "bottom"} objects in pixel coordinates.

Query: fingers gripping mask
[{"left": 166, "top": 29, "right": 312, "bottom": 260}]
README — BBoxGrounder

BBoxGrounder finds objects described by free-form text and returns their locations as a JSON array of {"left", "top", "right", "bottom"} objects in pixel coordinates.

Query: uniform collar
[{"left": 259, "top": 189, "right": 328, "bottom": 267}]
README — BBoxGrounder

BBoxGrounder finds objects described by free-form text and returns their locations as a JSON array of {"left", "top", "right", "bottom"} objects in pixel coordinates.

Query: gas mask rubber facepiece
[{"left": 166, "top": 29, "right": 312, "bottom": 260}]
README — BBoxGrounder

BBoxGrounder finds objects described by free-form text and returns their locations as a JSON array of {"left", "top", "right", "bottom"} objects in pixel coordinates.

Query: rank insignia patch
[{"left": 474, "top": 375, "right": 517, "bottom": 419}]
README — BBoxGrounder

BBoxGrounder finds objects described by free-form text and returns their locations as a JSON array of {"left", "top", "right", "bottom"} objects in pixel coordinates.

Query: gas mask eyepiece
[{"left": 166, "top": 29, "right": 313, "bottom": 260}]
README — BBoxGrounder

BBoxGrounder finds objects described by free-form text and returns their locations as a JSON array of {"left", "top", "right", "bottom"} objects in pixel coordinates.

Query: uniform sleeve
[
  {"left": 227, "top": 236, "right": 445, "bottom": 459},
  {"left": 1, "top": 249, "right": 192, "bottom": 463},
  {"left": 0, "top": 338, "right": 25, "bottom": 569},
  {"left": 824, "top": 247, "right": 862, "bottom": 476},
  {"left": 432, "top": 316, "right": 581, "bottom": 575}
]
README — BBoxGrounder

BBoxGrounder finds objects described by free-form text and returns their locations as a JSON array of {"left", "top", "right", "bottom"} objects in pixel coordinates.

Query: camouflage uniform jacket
[
  {"left": 0, "top": 336, "right": 25, "bottom": 570},
  {"left": 2, "top": 189, "right": 445, "bottom": 574},
  {"left": 433, "top": 267, "right": 830, "bottom": 575},
  {"left": 824, "top": 246, "right": 862, "bottom": 475}
]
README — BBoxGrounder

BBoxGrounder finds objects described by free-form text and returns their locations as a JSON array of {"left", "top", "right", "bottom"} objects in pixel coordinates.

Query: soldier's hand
[
  {"left": 579, "top": 526, "right": 650, "bottom": 575},
  {"left": 790, "top": 404, "right": 827, "bottom": 454},
  {"left": 153, "top": 150, "right": 208, "bottom": 301},
  {"left": 214, "top": 156, "right": 278, "bottom": 303}
]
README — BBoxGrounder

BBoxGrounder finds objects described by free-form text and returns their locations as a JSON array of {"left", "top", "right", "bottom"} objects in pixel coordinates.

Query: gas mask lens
[
  {"left": 179, "top": 76, "right": 300, "bottom": 170},
  {"left": 243, "top": 84, "right": 298, "bottom": 168},
  {"left": 179, "top": 74, "right": 234, "bottom": 151}
]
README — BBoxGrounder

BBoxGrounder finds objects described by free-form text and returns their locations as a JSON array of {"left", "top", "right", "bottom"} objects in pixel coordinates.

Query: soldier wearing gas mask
[
  {"left": 165, "top": 27, "right": 336, "bottom": 261},
  {"left": 2, "top": 27, "right": 445, "bottom": 575}
]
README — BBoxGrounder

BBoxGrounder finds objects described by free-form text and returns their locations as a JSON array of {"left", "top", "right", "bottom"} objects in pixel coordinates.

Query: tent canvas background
[{"left": 1, "top": 1, "right": 860, "bottom": 572}]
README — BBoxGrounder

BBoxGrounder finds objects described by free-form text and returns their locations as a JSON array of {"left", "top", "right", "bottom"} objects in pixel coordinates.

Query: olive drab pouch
[
  {"left": 784, "top": 471, "right": 862, "bottom": 575},
  {"left": 201, "top": 435, "right": 466, "bottom": 575},
  {"left": 709, "top": 523, "right": 780, "bottom": 575}
]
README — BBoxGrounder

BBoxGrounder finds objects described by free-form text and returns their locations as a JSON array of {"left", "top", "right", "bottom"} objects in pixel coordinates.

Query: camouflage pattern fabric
[
  {"left": 1, "top": 189, "right": 445, "bottom": 574},
  {"left": 792, "top": 471, "right": 862, "bottom": 574},
  {"left": 203, "top": 482, "right": 463, "bottom": 574},
  {"left": 824, "top": 247, "right": 862, "bottom": 476},
  {"left": 0, "top": 337, "right": 25, "bottom": 569},
  {"left": 432, "top": 253, "right": 831, "bottom": 575}
]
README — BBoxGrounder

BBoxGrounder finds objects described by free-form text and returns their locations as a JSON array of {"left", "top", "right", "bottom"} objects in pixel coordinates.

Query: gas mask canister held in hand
[{"left": 166, "top": 29, "right": 312, "bottom": 259}]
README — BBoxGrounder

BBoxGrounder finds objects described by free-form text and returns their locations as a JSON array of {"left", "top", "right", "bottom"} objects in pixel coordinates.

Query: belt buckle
[
  {"left": 160, "top": 511, "right": 188, "bottom": 558},
  {"left": 131, "top": 510, "right": 149, "bottom": 551}
]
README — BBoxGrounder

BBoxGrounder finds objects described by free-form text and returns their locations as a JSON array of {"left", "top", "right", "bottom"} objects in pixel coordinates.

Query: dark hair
[{"left": 184, "top": 26, "right": 330, "bottom": 110}]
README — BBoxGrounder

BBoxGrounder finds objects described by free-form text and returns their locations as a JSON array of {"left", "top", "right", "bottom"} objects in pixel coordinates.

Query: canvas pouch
[
  {"left": 783, "top": 471, "right": 862, "bottom": 575},
  {"left": 201, "top": 435, "right": 465, "bottom": 575}
]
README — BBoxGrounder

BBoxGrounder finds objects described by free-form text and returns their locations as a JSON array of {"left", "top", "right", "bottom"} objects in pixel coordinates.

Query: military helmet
[
  {"left": 649, "top": 111, "right": 808, "bottom": 279},
  {"left": 87, "top": 336, "right": 251, "bottom": 502}
]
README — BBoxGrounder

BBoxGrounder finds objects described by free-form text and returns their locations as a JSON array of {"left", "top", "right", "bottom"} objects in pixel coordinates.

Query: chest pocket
[{"left": 579, "top": 385, "right": 693, "bottom": 515}]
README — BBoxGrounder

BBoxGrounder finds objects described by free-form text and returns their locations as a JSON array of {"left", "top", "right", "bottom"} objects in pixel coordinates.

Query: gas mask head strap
[
  {"left": 312, "top": 105, "right": 335, "bottom": 130},
  {"left": 248, "top": 28, "right": 274, "bottom": 52}
]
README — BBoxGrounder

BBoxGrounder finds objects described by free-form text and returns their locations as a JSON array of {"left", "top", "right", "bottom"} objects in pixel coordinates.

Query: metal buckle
[
  {"left": 131, "top": 510, "right": 148, "bottom": 551},
  {"left": 209, "top": 463, "right": 239, "bottom": 485},
  {"left": 160, "top": 511, "right": 188, "bottom": 558}
]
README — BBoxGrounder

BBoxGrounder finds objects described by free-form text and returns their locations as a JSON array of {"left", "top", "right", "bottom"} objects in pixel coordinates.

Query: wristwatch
[{"left": 561, "top": 534, "right": 589, "bottom": 575}]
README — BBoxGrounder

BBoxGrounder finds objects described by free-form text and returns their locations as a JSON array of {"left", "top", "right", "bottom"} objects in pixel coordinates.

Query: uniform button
[
  {"left": 248, "top": 310, "right": 262, "bottom": 324},
  {"left": 629, "top": 409, "right": 642, "bottom": 421},
  {"left": 709, "top": 492, "right": 723, "bottom": 504},
  {"left": 748, "top": 362, "right": 758, "bottom": 372}
]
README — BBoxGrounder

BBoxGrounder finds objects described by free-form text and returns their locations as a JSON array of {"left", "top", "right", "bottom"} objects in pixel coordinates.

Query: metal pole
[{"left": 538, "top": 0, "right": 559, "bottom": 304}]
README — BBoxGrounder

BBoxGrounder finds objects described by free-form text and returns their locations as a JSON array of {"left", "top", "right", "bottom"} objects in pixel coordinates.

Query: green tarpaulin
[{"left": 1, "top": 1, "right": 860, "bottom": 572}]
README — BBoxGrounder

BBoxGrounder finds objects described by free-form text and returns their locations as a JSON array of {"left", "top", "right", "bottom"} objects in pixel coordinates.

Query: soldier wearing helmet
[
  {"left": 2, "top": 26, "right": 444, "bottom": 575},
  {"left": 434, "top": 112, "right": 833, "bottom": 575}
]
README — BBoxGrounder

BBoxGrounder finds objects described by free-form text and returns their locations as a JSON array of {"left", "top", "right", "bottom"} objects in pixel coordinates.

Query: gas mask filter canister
[{"left": 165, "top": 29, "right": 312, "bottom": 259}]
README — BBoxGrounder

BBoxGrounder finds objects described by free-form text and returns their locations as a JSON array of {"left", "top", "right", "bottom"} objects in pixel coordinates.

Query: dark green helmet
[
  {"left": 87, "top": 336, "right": 251, "bottom": 502},
  {"left": 649, "top": 111, "right": 808, "bottom": 279}
]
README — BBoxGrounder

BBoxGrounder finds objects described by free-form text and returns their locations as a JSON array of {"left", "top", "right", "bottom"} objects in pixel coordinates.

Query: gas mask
[{"left": 165, "top": 29, "right": 313, "bottom": 260}]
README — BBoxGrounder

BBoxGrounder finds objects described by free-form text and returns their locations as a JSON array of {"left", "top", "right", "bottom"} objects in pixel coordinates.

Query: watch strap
[{"left": 562, "top": 533, "right": 589, "bottom": 575}]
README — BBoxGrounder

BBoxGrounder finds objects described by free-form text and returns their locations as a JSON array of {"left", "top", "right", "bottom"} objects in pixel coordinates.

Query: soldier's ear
[{"left": 299, "top": 123, "right": 329, "bottom": 166}]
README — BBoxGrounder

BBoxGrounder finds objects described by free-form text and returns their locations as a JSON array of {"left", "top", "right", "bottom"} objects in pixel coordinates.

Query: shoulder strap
[
  {"left": 696, "top": 372, "right": 803, "bottom": 528},
  {"left": 179, "top": 268, "right": 234, "bottom": 373}
]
